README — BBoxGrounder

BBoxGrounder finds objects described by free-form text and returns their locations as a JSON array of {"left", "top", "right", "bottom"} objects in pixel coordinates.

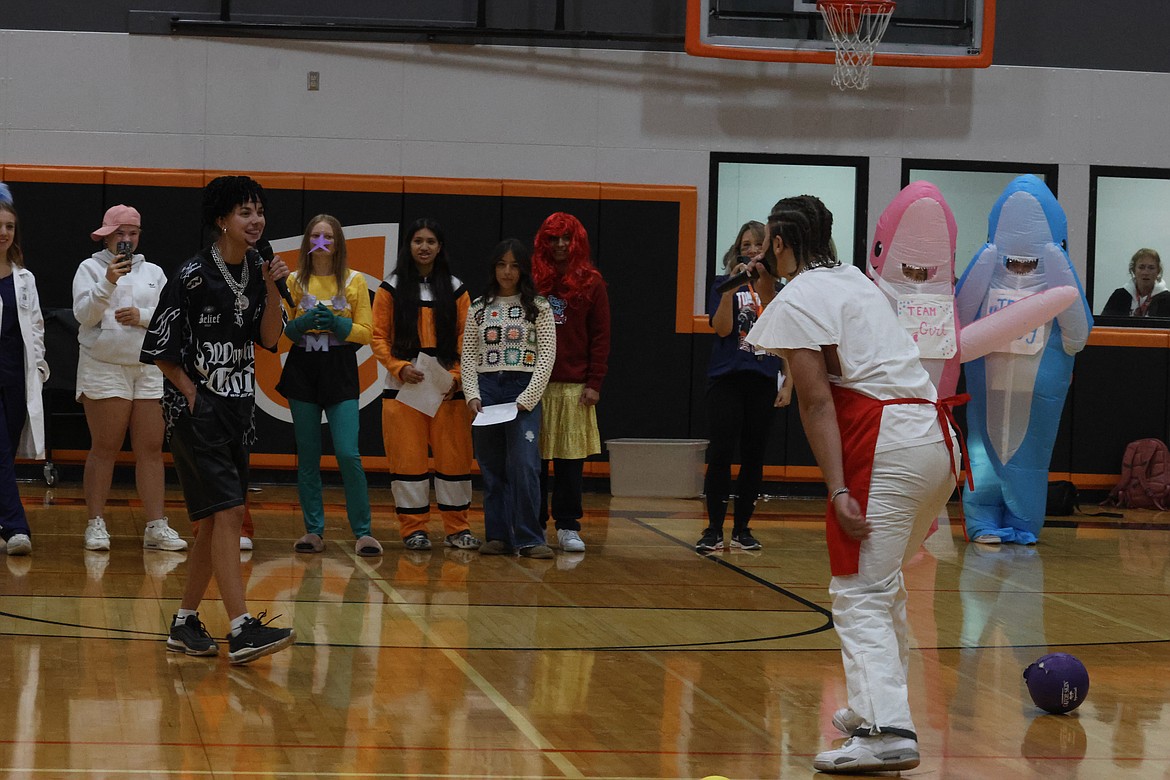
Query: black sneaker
[
  {"left": 167, "top": 613, "right": 219, "bottom": 657},
  {"left": 227, "top": 611, "right": 295, "bottom": 665},
  {"left": 403, "top": 530, "right": 432, "bottom": 551},
  {"left": 731, "top": 529, "right": 762, "bottom": 550},
  {"left": 695, "top": 528, "right": 724, "bottom": 553}
]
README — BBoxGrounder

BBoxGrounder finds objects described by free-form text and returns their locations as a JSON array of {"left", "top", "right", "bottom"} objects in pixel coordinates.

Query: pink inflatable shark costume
[{"left": 867, "top": 182, "right": 1079, "bottom": 399}]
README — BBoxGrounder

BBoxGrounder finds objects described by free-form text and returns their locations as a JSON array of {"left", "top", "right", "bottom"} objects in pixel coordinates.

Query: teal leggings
[{"left": 290, "top": 398, "right": 371, "bottom": 538}]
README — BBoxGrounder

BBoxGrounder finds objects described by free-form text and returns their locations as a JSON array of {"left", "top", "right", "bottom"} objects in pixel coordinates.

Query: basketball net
[{"left": 817, "top": 1, "right": 896, "bottom": 90}]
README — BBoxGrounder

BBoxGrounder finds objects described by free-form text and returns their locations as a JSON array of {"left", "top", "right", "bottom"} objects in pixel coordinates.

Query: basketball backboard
[{"left": 686, "top": 0, "right": 995, "bottom": 68}]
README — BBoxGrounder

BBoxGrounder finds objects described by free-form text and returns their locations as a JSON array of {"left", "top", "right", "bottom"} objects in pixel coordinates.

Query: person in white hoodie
[
  {"left": 73, "top": 204, "right": 185, "bottom": 552},
  {"left": 0, "top": 185, "right": 48, "bottom": 557}
]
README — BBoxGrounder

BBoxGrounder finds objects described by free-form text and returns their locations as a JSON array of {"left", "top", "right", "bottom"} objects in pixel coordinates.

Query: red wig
[{"left": 532, "top": 212, "right": 602, "bottom": 304}]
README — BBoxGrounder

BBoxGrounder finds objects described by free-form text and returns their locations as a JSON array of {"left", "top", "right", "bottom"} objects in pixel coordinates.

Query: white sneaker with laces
[
  {"left": 813, "top": 734, "right": 920, "bottom": 774},
  {"left": 239, "top": 536, "right": 254, "bottom": 551},
  {"left": 832, "top": 707, "right": 864, "bottom": 734},
  {"left": 557, "top": 529, "right": 586, "bottom": 552},
  {"left": 143, "top": 518, "right": 188, "bottom": 552},
  {"left": 6, "top": 534, "right": 32, "bottom": 556},
  {"left": 84, "top": 517, "right": 111, "bottom": 551}
]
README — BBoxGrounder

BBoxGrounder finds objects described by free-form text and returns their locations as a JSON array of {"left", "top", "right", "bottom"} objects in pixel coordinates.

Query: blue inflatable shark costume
[{"left": 955, "top": 176, "right": 1092, "bottom": 544}]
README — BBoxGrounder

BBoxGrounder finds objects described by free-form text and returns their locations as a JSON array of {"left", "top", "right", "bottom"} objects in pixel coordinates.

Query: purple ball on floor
[{"left": 1023, "top": 652, "right": 1089, "bottom": 714}]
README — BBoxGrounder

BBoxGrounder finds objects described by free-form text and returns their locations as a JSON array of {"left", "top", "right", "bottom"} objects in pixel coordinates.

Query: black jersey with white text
[{"left": 140, "top": 248, "right": 270, "bottom": 443}]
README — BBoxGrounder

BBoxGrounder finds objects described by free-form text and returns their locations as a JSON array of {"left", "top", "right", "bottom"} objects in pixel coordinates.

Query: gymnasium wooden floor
[{"left": 0, "top": 481, "right": 1167, "bottom": 779}]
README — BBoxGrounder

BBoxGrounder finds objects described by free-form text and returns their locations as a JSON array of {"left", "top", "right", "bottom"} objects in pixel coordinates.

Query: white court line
[{"left": 341, "top": 543, "right": 586, "bottom": 779}]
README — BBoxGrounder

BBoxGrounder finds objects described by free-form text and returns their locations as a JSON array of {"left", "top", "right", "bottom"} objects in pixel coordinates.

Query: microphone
[
  {"left": 715, "top": 269, "right": 755, "bottom": 295},
  {"left": 251, "top": 239, "right": 295, "bottom": 309}
]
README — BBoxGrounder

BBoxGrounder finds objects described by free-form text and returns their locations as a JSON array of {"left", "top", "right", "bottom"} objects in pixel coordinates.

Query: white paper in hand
[
  {"left": 472, "top": 403, "right": 519, "bottom": 427},
  {"left": 395, "top": 353, "right": 454, "bottom": 417}
]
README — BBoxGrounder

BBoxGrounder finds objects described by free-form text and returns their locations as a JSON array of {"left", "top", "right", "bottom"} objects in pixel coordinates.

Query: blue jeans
[{"left": 473, "top": 372, "right": 543, "bottom": 549}]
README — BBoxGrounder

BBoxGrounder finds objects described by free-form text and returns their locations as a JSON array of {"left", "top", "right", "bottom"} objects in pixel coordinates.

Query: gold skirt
[{"left": 539, "top": 382, "right": 601, "bottom": 460}]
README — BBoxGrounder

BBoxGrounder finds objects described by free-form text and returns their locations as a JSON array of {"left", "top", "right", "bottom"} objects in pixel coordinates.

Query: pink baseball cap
[{"left": 91, "top": 204, "right": 142, "bottom": 241}]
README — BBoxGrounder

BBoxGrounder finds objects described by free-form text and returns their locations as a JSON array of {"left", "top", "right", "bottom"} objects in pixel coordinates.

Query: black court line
[{"left": 620, "top": 513, "right": 833, "bottom": 619}]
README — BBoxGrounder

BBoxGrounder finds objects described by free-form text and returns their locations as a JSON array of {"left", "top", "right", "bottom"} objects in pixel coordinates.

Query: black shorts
[{"left": 168, "top": 389, "right": 251, "bottom": 521}]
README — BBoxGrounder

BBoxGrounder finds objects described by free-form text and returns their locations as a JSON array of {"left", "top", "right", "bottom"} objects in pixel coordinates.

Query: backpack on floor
[
  {"left": 1046, "top": 480, "right": 1078, "bottom": 516},
  {"left": 1103, "top": 438, "right": 1170, "bottom": 510}
]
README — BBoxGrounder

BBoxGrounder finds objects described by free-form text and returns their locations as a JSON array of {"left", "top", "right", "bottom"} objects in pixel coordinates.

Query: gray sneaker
[
  {"left": 813, "top": 734, "right": 919, "bottom": 773},
  {"left": 6, "top": 534, "right": 31, "bottom": 556},
  {"left": 444, "top": 530, "right": 482, "bottom": 550},
  {"left": 403, "top": 531, "right": 432, "bottom": 551}
]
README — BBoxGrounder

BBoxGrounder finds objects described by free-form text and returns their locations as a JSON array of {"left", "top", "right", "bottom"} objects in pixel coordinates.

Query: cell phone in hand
[{"left": 116, "top": 240, "right": 133, "bottom": 271}]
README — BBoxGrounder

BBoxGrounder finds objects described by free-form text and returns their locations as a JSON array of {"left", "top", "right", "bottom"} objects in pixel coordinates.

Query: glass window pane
[
  {"left": 1092, "top": 174, "right": 1170, "bottom": 318},
  {"left": 711, "top": 157, "right": 859, "bottom": 281}
]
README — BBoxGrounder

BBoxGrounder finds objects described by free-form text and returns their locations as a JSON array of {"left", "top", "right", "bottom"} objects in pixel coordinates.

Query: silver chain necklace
[{"left": 211, "top": 243, "right": 249, "bottom": 323}]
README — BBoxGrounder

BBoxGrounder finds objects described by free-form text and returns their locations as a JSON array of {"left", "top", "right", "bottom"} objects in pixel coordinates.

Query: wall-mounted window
[
  {"left": 901, "top": 160, "right": 1059, "bottom": 280},
  {"left": 1090, "top": 167, "right": 1170, "bottom": 324},
  {"left": 707, "top": 153, "right": 867, "bottom": 293}
]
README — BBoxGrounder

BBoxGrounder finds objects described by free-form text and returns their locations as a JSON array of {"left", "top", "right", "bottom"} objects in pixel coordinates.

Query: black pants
[
  {"left": 540, "top": 458, "right": 583, "bottom": 532},
  {"left": 703, "top": 371, "right": 777, "bottom": 532}
]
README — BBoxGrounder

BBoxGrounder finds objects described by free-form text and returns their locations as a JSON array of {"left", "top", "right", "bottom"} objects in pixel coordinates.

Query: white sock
[
  {"left": 146, "top": 518, "right": 167, "bottom": 529},
  {"left": 174, "top": 608, "right": 197, "bottom": 625},
  {"left": 230, "top": 613, "right": 252, "bottom": 636}
]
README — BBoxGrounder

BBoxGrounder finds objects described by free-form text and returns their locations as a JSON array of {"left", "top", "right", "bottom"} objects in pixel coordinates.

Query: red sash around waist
[{"left": 826, "top": 384, "right": 970, "bottom": 576}]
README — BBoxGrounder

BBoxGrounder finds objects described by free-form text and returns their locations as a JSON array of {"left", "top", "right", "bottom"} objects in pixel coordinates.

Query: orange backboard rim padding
[{"left": 685, "top": 0, "right": 996, "bottom": 69}]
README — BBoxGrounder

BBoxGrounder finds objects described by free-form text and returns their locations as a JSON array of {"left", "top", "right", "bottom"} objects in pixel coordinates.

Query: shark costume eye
[{"left": 873, "top": 241, "right": 883, "bottom": 258}]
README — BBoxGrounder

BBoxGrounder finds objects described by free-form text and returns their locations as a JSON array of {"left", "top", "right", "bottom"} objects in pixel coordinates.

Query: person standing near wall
[
  {"left": 73, "top": 205, "right": 184, "bottom": 553},
  {"left": 280, "top": 215, "right": 379, "bottom": 557},
  {"left": 0, "top": 185, "right": 48, "bottom": 558},
  {"left": 371, "top": 218, "right": 480, "bottom": 553},
  {"left": 462, "top": 239, "right": 557, "bottom": 558},
  {"left": 696, "top": 220, "right": 791, "bottom": 554},
  {"left": 141, "top": 175, "right": 295, "bottom": 664},
  {"left": 747, "top": 195, "right": 962, "bottom": 774},
  {"left": 532, "top": 213, "right": 609, "bottom": 555}
]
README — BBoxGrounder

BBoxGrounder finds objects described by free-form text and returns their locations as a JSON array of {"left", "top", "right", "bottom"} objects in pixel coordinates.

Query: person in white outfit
[
  {"left": 747, "top": 195, "right": 963, "bottom": 775},
  {"left": 0, "top": 185, "right": 48, "bottom": 557},
  {"left": 73, "top": 205, "right": 185, "bottom": 552}
]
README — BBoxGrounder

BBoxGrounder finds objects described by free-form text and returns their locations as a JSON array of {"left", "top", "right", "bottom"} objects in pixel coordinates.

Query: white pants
[{"left": 829, "top": 438, "right": 956, "bottom": 736}]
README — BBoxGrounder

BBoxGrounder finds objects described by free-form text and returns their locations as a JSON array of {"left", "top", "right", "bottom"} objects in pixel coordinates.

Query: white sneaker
[
  {"left": 6, "top": 534, "right": 32, "bottom": 556},
  {"left": 557, "top": 529, "right": 586, "bottom": 552},
  {"left": 239, "top": 536, "right": 254, "bottom": 551},
  {"left": 813, "top": 734, "right": 920, "bottom": 773},
  {"left": 832, "top": 707, "right": 865, "bottom": 734},
  {"left": 84, "top": 517, "right": 111, "bottom": 551},
  {"left": 144, "top": 518, "right": 188, "bottom": 552}
]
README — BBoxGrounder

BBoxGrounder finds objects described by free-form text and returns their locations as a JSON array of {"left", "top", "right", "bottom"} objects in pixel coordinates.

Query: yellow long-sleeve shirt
[{"left": 284, "top": 269, "right": 373, "bottom": 345}]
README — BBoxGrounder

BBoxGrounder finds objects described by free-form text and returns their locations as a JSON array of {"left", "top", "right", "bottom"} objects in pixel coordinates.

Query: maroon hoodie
[{"left": 545, "top": 274, "right": 610, "bottom": 391}]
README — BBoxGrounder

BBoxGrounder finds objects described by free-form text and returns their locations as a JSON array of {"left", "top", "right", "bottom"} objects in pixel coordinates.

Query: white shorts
[{"left": 75, "top": 349, "right": 164, "bottom": 401}]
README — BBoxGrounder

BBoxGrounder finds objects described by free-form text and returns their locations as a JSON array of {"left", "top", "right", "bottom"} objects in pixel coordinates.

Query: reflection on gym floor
[{"left": 0, "top": 483, "right": 1168, "bottom": 778}]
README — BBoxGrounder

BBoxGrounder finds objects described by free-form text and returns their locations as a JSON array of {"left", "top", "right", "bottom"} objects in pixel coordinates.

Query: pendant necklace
[{"left": 211, "top": 243, "right": 249, "bottom": 326}]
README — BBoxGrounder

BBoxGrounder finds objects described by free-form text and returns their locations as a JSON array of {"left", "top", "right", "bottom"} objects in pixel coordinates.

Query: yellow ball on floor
[{"left": 702, "top": 776, "right": 731, "bottom": 780}]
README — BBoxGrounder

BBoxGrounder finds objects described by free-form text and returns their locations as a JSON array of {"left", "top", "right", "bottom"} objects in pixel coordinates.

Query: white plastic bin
[{"left": 606, "top": 438, "right": 709, "bottom": 498}]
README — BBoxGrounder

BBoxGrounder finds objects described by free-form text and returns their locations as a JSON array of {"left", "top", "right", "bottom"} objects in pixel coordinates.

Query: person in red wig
[{"left": 531, "top": 213, "right": 610, "bottom": 554}]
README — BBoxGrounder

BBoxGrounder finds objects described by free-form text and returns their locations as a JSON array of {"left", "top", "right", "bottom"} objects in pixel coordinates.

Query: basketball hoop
[{"left": 816, "top": 0, "right": 896, "bottom": 90}]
